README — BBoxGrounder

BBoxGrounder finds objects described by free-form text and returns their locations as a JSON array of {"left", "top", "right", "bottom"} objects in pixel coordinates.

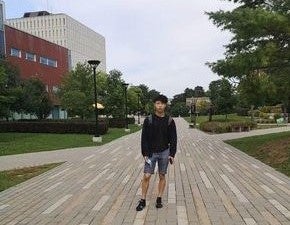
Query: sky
[{"left": 5, "top": 0, "right": 236, "bottom": 98}]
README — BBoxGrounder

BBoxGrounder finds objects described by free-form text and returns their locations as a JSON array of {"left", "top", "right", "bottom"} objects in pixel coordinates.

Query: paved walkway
[
  {"left": 0, "top": 118, "right": 290, "bottom": 225},
  {"left": 212, "top": 125, "right": 290, "bottom": 141}
]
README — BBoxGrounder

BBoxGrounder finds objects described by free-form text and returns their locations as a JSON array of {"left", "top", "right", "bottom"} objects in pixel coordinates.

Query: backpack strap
[
  {"left": 168, "top": 116, "right": 173, "bottom": 126},
  {"left": 148, "top": 114, "right": 153, "bottom": 125}
]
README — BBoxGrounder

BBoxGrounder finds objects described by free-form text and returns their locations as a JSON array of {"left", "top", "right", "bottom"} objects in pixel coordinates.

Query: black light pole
[
  {"left": 190, "top": 98, "right": 194, "bottom": 123},
  {"left": 88, "top": 60, "right": 102, "bottom": 143},
  {"left": 122, "top": 82, "right": 130, "bottom": 131},
  {"left": 137, "top": 93, "right": 141, "bottom": 125}
]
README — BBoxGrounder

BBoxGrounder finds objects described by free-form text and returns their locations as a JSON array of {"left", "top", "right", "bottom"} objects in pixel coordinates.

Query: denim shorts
[{"left": 144, "top": 148, "right": 170, "bottom": 174}]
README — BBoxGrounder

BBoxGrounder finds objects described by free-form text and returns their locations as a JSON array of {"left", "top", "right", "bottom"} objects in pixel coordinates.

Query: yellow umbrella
[{"left": 92, "top": 103, "right": 104, "bottom": 109}]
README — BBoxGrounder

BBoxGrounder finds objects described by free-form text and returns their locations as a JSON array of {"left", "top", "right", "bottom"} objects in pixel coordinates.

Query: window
[
  {"left": 48, "top": 58, "right": 57, "bottom": 67},
  {"left": 26, "top": 52, "right": 36, "bottom": 62},
  {"left": 40, "top": 56, "right": 57, "bottom": 68},
  {"left": 11, "top": 48, "right": 21, "bottom": 58}
]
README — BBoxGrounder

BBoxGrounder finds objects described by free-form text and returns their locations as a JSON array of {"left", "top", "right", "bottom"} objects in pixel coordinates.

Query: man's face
[{"left": 154, "top": 101, "right": 166, "bottom": 113}]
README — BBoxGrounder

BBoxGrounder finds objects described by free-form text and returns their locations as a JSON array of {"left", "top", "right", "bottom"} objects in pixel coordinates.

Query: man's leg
[
  {"left": 136, "top": 156, "right": 156, "bottom": 211},
  {"left": 141, "top": 173, "right": 151, "bottom": 199},
  {"left": 156, "top": 149, "right": 170, "bottom": 208},
  {"left": 157, "top": 173, "right": 166, "bottom": 198}
]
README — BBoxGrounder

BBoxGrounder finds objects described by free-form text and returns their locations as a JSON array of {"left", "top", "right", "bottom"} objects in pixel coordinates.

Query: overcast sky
[{"left": 6, "top": 0, "right": 235, "bottom": 98}]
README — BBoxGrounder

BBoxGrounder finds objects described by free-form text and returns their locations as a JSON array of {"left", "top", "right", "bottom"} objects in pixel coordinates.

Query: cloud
[{"left": 6, "top": 0, "right": 236, "bottom": 97}]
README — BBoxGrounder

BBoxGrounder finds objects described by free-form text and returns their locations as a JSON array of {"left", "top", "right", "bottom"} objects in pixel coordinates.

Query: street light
[
  {"left": 88, "top": 60, "right": 102, "bottom": 143},
  {"left": 137, "top": 93, "right": 141, "bottom": 125},
  {"left": 122, "top": 82, "right": 130, "bottom": 132}
]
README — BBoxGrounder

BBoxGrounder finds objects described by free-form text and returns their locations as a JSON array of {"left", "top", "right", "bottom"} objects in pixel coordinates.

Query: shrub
[
  {"left": 0, "top": 120, "right": 108, "bottom": 134},
  {"left": 108, "top": 117, "right": 135, "bottom": 128},
  {"left": 236, "top": 107, "right": 250, "bottom": 116},
  {"left": 200, "top": 121, "right": 257, "bottom": 133}
]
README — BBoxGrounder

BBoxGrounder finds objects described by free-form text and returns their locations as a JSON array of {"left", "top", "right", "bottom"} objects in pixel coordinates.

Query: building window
[
  {"left": 40, "top": 56, "right": 57, "bottom": 68},
  {"left": 11, "top": 48, "right": 21, "bottom": 58},
  {"left": 26, "top": 52, "right": 36, "bottom": 62}
]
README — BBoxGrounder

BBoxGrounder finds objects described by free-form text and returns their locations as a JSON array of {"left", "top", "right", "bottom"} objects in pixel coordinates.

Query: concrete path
[
  {"left": 212, "top": 125, "right": 290, "bottom": 141},
  {"left": 0, "top": 118, "right": 290, "bottom": 224}
]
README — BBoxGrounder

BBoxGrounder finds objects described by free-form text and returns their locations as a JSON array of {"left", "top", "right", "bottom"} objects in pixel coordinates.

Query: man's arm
[
  {"left": 168, "top": 119, "right": 177, "bottom": 158},
  {"left": 141, "top": 118, "right": 149, "bottom": 157}
]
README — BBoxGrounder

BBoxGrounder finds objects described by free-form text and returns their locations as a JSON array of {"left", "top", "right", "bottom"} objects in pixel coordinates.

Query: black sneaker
[
  {"left": 156, "top": 197, "right": 163, "bottom": 208},
  {"left": 136, "top": 199, "right": 146, "bottom": 211}
]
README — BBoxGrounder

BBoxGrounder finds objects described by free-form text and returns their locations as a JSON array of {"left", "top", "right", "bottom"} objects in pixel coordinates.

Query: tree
[
  {"left": 184, "top": 88, "right": 195, "bottom": 98},
  {"left": 22, "top": 77, "right": 53, "bottom": 119},
  {"left": 206, "top": 0, "right": 290, "bottom": 111},
  {"left": 127, "top": 86, "right": 142, "bottom": 114},
  {"left": 171, "top": 93, "right": 185, "bottom": 106},
  {"left": 58, "top": 63, "right": 95, "bottom": 119},
  {"left": 237, "top": 72, "right": 278, "bottom": 108},
  {"left": 0, "top": 60, "right": 23, "bottom": 120},
  {"left": 209, "top": 79, "right": 236, "bottom": 118},
  {"left": 137, "top": 84, "right": 149, "bottom": 114},
  {"left": 170, "top": 102, "right": 189, "bottom": 117},
  {"left": 193, "top": 86, "right": 205, "bottom": 97},
  {"left": 103, "top": 69, "right": 125, "bottom": 118}
]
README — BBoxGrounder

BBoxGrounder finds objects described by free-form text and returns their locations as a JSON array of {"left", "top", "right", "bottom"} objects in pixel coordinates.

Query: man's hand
[
  {"left": 168, "top": 156, "right": 174, "bottom": 164},
  {"left": 144, "top": 156, "right": 148, "bottom": 161}
]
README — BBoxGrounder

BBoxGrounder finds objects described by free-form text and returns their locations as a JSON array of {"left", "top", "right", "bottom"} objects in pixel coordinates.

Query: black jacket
[{"left": 141, "top": 114, "right": 177, "bottom": 158}]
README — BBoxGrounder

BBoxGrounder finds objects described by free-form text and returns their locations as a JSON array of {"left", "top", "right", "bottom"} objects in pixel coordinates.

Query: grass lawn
[
  {"left": 225, "top": 131, "right": 290, "bottom": 177},
  {"left": 0, "top": 162, "right": 63, "bottom": 192},
  {"left": 184, "top": 114, "right": 251, "bottom": 124},
  {"left": 0, "top": 124, "right": 141, "bottom": 156}
]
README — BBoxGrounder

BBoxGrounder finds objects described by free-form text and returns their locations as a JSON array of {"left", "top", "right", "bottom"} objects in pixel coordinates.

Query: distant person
[{"left": 136, "top": 94, "right": 177, "bottom": 211}]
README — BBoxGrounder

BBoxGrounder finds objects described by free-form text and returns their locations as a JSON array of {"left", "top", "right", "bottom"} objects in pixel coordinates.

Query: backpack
[{"left": 147, "top": 114, "right": 173, "bottom": 126}]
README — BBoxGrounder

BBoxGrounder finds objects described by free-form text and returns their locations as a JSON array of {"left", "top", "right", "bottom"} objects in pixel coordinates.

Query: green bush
[
  {"left": 236, "top": 107, "right": 250, "bottom": 116},
  {"left": 200, "top": 121, "right": 257, "bottom": 133},
  {"left": 108, "top": 117, "right": 135, "bottom": 128},
  {"left": 0, "top": 120, "right": 108, "bottom": 134}
]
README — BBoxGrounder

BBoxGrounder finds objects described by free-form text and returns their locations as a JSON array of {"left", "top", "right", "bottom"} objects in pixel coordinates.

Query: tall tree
[
  {"left": 127, "top": 86, "right": 142, "bottom": 114},
  {"left": 104, "top": 69, "right": 125, "bottom": 118},
  {"left": 137, "top": 84, "right": 150, "bottom": 114},
  {"left": 59, "top": 63, "right": 96, "bottom": 119},
  {"left": 194, "top": 86, "right": 205, "bottom": 97},
  {"left": 0, "top": 60, "right": 23, "bottom": 120},
  {"left": 184, "top": 88, "right": 195, "bottom": 98},
  {"left": 209, "top": 79, "right": 236, "bottom": 118},
  {"left": 207, "top": 0, "right": 290, "bottom": 111},
  {"left": 22, "top": 77, "right": 53, "bottom": 119}
]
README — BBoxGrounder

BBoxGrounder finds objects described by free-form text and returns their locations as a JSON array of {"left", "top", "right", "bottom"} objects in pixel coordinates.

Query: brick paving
[{"left": 0, "top": 118, "right": 290, "bottom": 224}]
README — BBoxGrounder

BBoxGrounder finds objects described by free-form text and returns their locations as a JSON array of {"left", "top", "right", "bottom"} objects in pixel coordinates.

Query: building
[
  {"left": 186, "top": 97, "right": 211, "bottom": 107},
  {"left": 0, "top": 0, "right": 5, "bottom": 56},
  {"left": 7, "top": 11, "right": 106, "bottom": 71},
  {"left": 5, "top": 25, "right": 69, "bottom": 119}
]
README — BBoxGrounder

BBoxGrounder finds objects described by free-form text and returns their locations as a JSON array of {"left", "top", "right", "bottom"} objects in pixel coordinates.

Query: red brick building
[{"left": 5, "top": 25, "right": 69, "bottom": 119}]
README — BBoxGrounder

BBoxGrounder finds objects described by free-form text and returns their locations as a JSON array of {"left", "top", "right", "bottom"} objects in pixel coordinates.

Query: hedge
[
  {"left": 0, "top": 120, "right": 108, "bottom": 134},
  {"left": 108, "top": 117, "right": 135, "bottom": 128},
  {"left": 200, "top": 121, "right": 257, "bottom": 134}
]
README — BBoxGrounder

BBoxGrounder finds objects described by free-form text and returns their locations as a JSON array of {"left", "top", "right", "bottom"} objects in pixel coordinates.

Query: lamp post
[
  {"left": 193, "top": 98, "right": 197, "bottom": 127},
  {"left": 122, "top": 82, "right": 130, "bottom": 132},
  {"left": 137, "top": 93, "right": 141, "bottom": 125},
  {"left": 88, "top": 60, "right": 102, "bottom": 143}
]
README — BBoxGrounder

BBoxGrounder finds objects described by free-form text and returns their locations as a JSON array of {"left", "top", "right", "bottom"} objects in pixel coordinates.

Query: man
[{"left": 136, "top": 94, "right": 177, "bottom": 211}]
